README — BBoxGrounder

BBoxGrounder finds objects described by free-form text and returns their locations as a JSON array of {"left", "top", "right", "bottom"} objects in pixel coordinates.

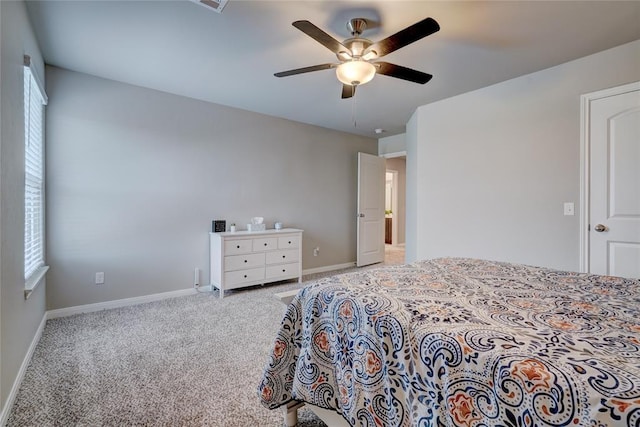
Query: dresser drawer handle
[
  {"left": 244, "top": 274, "right": 247, "bottom": 278},
  {"left": 244, "top": 260, "right": 248, "bottom": 263},
  {"left": 282, "top": 255, "right": 286, "bottom": 259},
  {"left": 236, "top": 245, "right": 240, "bottom": 249},
  {"left": 264, "top": 243, "right": 268, "bottom": 246},
  {"left": 282, "top": 269, "right": 286, "bottom": 272}
]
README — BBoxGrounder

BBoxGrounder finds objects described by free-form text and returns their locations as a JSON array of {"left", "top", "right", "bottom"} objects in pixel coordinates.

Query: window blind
[{"left": 24, "top": 61, "right": 47, "bottom": 280}]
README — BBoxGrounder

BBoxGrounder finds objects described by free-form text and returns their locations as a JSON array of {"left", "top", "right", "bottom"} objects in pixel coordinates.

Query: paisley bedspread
[{"left": 258, "top": 258, "right": 640, "bottom": 426}]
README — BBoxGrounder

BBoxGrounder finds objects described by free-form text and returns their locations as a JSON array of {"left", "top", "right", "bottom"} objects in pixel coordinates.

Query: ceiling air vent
[{"left": 190, "top": 0, "right": 228, "bottom": 13}]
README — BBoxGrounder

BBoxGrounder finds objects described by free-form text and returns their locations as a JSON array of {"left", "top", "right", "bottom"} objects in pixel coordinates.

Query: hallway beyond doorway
[{"left": 385, "top": 244, "right": 405, "bottom": 265}]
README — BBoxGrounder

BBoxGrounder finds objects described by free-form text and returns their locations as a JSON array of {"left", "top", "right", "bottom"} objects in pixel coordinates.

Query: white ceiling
[{"left": 25, "top": 0, "right": 640, "bottom": 137}]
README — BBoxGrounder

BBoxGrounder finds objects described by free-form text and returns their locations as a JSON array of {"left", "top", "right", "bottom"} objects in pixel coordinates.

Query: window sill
[{"left": 25, "top": 265, "right": 49, "bottom": 299}]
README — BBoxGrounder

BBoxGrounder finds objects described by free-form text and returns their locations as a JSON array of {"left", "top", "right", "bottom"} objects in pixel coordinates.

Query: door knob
[
  {"left": 594, "top": 224, "right": 607, "bottom": 232},
  {"left": 357, "top": 213, "right": 365, "bottom": 218}
]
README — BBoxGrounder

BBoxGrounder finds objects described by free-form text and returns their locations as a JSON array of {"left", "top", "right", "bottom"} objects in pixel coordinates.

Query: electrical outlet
[
  {"left": 95, "top": 272, "right": 105, "bottom": 285},
  {"left": 313, "top": 247, "right": 320, "bottom": 257}
]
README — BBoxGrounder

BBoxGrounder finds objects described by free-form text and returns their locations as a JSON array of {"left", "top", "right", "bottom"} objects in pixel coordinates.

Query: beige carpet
[{"left": 7, "top": 249, "right": 404, "bottom": 427}]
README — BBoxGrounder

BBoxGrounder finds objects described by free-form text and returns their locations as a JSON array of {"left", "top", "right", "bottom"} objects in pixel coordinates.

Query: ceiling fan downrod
[{"left": 347, "top": 18, "right": 367, "bottom": 37}]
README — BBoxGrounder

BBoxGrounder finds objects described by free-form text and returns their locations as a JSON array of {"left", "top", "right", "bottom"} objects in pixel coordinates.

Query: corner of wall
[{"left": 404, "top": 113, "right": 418, "bottom": 262}]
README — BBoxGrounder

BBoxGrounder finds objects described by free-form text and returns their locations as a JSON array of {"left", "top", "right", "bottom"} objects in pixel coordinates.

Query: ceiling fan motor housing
[{"left": 340, "top": 38, "right": 373, "bottom": 60}]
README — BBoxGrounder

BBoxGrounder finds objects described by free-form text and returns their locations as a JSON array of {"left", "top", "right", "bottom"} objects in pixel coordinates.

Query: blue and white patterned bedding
[{"left": 258, "top": 258, "right": 640, "bottom": 426}]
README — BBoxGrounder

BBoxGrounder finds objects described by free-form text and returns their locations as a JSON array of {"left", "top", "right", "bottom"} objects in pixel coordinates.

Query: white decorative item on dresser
[{"left": 209, "top": 228, "right": 303, "bottom": 298}]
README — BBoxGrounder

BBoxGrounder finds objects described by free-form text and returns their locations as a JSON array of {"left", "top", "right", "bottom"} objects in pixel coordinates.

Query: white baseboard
[
  {"left": 0, "top": 313, "right": 47, "bottom": 427},
  {"left": 302, "top": 262, "right": 355, "bottom": 276},
  {"left": 25, "top": 264, "right": 356, "bottom": 322},
  {"left": 46, "top": 287, "right": 207, "bottom": 319}
]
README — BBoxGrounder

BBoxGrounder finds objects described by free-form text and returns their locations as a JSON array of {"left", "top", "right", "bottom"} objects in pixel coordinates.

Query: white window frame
[{"left": 24, "top": 55, "right": 49, "bottom": 298}]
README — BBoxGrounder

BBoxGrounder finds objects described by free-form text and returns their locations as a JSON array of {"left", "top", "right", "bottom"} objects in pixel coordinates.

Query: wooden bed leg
[{"left": 283, "top": 401, "right": 304, "bottom": 427}]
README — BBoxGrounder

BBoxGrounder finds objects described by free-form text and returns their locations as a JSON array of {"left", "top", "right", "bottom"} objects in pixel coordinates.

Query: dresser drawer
[
  {"left": 224, "top": 253, "right": 265, "bottom": 272},
  {"left": 224, "top": 267, "right": 265, "bottom": 288},
  {"left": 265, "top": 249, "right": 299, "bottom": 265},
  {"left": 224, "top": 239, "right": 252, "bottom": 255},
  {"left": 266, "top": 263, "right": 300, "bottom": 280},
  {"left": 253, "top": 237, "right": 278, "bottom": 251},
  {"left": 278, "top": 235, "right": 300, "bottom": 249}
]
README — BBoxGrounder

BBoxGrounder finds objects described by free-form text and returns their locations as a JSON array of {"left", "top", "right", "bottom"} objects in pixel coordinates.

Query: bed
[{"left": 258, "top": 258, "right": 640, "bottom": 426}]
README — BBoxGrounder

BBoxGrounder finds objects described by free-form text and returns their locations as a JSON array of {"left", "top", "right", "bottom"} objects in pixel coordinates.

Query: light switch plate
[{"left": 563, "top": 202, "right": 575, "bottom": 216}]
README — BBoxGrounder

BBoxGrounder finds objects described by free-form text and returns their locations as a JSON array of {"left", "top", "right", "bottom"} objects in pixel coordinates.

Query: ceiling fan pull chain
[{"left": 352, "top": 91, "right": 357, "bottom": 128}]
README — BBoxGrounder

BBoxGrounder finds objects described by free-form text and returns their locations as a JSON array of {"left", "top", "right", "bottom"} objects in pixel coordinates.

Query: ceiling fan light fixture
[{"left": 336, "top": 61, "right": 376, "bottom": 86}]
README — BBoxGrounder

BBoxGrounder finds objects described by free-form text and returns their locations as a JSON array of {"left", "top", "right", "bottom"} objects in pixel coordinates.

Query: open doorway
[
  {"left": 385, "top": 171, "right": 397, "bottom": 244},
  {"left": 385, "top": 156, "right": 406, "bottom": 264}
]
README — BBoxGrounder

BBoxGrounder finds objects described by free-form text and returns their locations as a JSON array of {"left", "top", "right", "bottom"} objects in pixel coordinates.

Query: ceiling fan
[{"left": 274, "top": 17, "right": 440, "bottom": 99}]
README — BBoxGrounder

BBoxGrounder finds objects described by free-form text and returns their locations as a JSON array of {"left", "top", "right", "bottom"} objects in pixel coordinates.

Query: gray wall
[
  {"left": 406, "top": 40, "right": 640, "bottom": 270},
  {"left": 45, "top": 67, "right": 377, "bottom": 310},
  {"left": 405, "top": 117, "right": 419, "bottom": 260},
  {"left": 0, "top": 0, "right": 47, "bottom": 413},
  {"left": 378, "top": 134, "right": 406, "bottom": 156},
  {"left": 385, "top": 157, "right": 406, "bottom": 245}
]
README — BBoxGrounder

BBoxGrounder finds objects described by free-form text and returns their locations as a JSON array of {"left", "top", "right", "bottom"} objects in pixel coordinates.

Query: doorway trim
[
  {"left": 579, "top": 81, "right": 640, "bottom": 273},
  {"left": 380, "top": 150, "right": 406, "bottom": 159},
  {"left": 386, "top": 169, "right": 399, "bottom": 245}
]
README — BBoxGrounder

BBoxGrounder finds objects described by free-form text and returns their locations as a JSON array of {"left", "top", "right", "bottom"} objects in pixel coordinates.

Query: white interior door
[
  {"left": 589, "top": 85, "right": 640, "bottom": 279},
  {"left": 357, "top": 153, "right": 385, "bottom": 267}
]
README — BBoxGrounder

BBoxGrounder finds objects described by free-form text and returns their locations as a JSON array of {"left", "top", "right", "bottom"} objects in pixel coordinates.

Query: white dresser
[{"left": 209, "top": 228, "right": 303, "bottom": 298}]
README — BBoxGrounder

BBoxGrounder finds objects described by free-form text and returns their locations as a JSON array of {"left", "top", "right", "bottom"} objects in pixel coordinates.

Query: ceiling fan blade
[
  {"left": 375, "top": 62, "right": 433, "bottom": 84},
  {"left": 366, "top": 17, "right": 439, "bottom": 58},
  {"left": 292, "top": 20, "right": 350, "bottom": 56},
  {"left": 341, "top": 84, "right": 355, "bottom": 99},
  {"left": 274, "top": 63, "right": 334, "bottom": 78}
]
